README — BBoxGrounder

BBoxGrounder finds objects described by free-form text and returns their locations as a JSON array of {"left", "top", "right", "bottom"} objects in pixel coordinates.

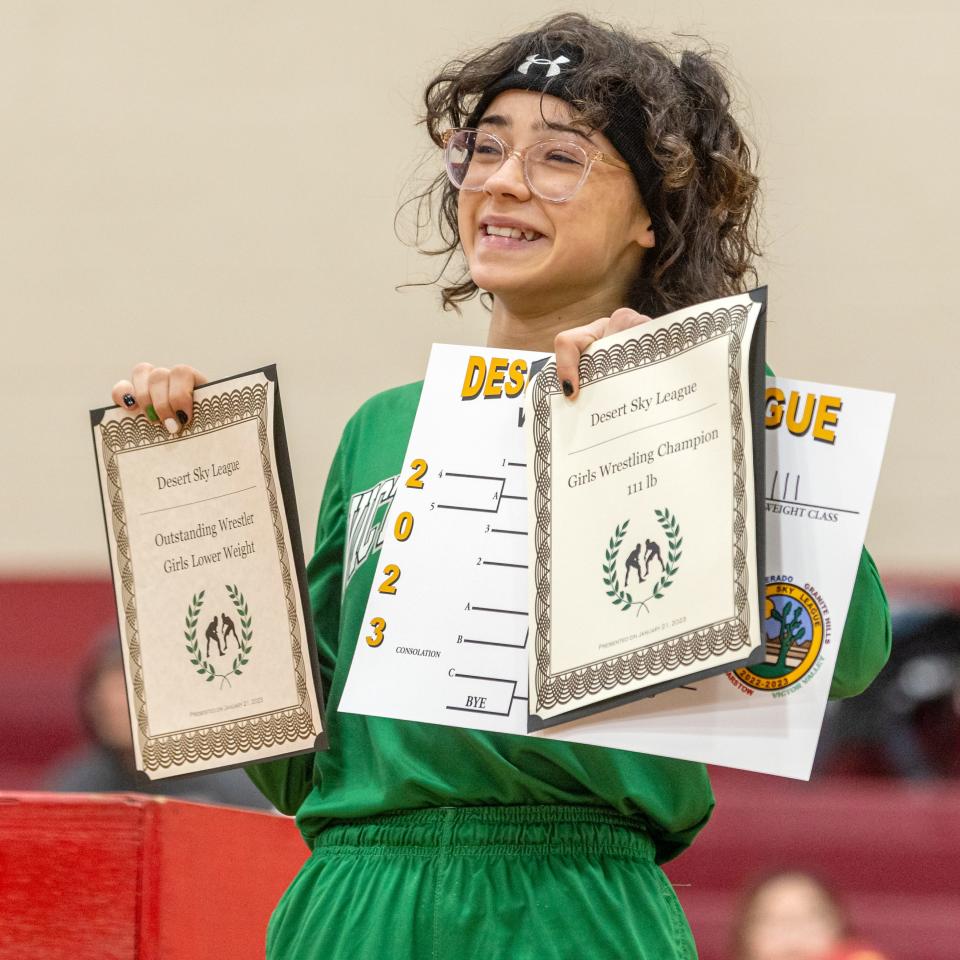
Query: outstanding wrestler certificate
[
  {"left": 90, "top": 366, "right": 326, "bottom": 779},
  {"left": 526, "top": 289, "right": 768, "bottom": 728}
]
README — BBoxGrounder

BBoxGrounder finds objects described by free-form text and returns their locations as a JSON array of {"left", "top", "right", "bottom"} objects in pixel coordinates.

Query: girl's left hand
[{"left": 554, "top": 308, "right": 652, "bottom": 399}]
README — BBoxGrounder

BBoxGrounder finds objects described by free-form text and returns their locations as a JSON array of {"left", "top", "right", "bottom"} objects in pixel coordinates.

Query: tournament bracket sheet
[
  {"left": 339, "top": 349, "right": 894, "bottom": 780},
  {"left": 339, "top": 345, "right": 547, "bottom": 729}
]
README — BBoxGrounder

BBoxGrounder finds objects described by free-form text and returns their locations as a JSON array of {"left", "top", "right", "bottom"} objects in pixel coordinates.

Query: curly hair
[{"left": 404, "top": 11, "right": 761, "bottom": 318}]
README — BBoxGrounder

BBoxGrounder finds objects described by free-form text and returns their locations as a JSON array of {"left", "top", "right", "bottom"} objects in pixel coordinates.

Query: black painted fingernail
[
  {"left": 122, "top": 393, "right": 136, "bottom": 408},
  {"left": 176, "top": 410, "right": 189, "bottom": 425},
  {"left": 562, "top": 380, "right": 573, "bottom": 397}
]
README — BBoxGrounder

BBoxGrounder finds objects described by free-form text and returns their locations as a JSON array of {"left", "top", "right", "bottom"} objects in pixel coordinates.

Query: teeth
[{"left": 484, "top": 225, "right": 540, "bottom": 240}]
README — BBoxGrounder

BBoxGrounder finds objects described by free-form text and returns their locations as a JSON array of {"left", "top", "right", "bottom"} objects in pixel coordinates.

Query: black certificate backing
[
  {"left": 90, "top": 364, "right": 328, "bottom": 784},
  {"left": 528, "top": 288, "right": 768, "bottom": 732}
]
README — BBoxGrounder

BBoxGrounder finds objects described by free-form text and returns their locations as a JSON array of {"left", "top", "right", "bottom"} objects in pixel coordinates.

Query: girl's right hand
[{"left": 111, "top": 363, "right": 209, "bottom": 434}]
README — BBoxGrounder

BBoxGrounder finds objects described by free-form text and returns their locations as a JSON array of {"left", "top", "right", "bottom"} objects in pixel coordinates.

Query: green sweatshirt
[{"left": 247, "top": 381, "right": 891, "bottom": 863}]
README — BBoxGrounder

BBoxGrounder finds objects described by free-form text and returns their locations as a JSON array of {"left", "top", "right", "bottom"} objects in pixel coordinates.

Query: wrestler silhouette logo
[
  {"left": 221, "top": 612, "right": 240, "bottom": 650},
  {"left": 602, "top": 509, "right": 682, "bottom": 615},
  {"left": 643, "top": 538, "right": 664, "bottom": 577},
  {"left": 624, "top": 538, "right": 666, "bottom": 585},
  {"left": 205, "top": 617, "right": 224, "bottom": 657},
  {"left": 183, "top": 585, "right": 255, "bottom": 688},
  {"left": 623, "top": 543, "right": 644, "bottom": 585}
]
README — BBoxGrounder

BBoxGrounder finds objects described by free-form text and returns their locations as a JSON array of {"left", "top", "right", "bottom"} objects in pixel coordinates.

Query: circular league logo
[{"left": 735, "top": 581, "right": 824, "bottom": 692}]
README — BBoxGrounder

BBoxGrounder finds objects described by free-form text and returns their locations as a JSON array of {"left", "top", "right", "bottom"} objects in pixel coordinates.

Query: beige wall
[{"left": 2, "top": 1, "right": 956, "bottom": 576}]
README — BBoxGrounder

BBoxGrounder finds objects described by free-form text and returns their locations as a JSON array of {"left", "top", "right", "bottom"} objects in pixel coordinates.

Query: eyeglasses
[{"left": 441, "top": 127, "right": 630, "bottom": 203}]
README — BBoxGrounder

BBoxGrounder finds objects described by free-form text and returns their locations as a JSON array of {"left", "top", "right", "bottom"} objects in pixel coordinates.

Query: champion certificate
[{"left": 526, "top": 289, "right": 768, "bottom": 727}]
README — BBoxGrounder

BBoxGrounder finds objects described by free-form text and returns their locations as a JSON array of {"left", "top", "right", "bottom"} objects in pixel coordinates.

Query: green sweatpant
[{"left": 266, "top": 805, "right": 697, "bottom": 959}]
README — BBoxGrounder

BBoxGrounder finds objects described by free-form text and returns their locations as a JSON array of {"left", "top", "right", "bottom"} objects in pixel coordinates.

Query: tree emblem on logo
[
  {"left": 734, "top": 582, "right": 826, "bottom": 692},
  {"left": 602, "top": 509, "right": 682, "bottom": 615},
  {"left": 183, "top": 585, "right": 253, "bottom": 689},
  {"left": 766, "top": 599, "right": 805, "bottom": 674}
]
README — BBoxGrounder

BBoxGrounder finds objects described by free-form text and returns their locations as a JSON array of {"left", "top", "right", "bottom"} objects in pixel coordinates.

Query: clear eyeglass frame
[{"left": 440, "top": 127, "right": 630, "bottom": 203}]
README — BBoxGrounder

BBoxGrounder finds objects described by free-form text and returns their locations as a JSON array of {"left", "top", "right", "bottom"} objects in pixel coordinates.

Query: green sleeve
[
  {"left": 244, "top": 434, "right": 349, "bottom": 814},
  {"left": 828, "top": 546, "right": 892, "bottom": 699}
]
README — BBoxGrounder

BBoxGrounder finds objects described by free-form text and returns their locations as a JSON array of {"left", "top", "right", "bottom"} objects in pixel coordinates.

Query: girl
[{"left": 111, "top": 13, "right": 890, "bottom": 958}]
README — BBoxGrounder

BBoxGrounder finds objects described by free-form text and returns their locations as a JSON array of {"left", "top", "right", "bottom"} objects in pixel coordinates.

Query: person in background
[
  {"left": 730, "top": 870, "right": 890, "bottom": 960},
  {"left": 45, "top": 629, "right": 274, "bottom": 811}
]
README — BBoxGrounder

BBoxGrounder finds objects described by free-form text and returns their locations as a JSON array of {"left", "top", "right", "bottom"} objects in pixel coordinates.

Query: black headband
[{"left": 466, "top": 45, "right": 661, "bottom": 238}]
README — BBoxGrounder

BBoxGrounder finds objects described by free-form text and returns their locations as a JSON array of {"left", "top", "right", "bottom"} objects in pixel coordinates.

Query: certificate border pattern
[
  {"left": 100, "top": 383, "right": 316, "bottom": 769},
  {"left": 530, "top": 305, "right": 752, "bottom": 711}
]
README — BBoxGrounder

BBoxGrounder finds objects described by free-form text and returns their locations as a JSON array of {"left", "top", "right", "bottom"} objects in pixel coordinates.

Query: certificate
[
  {"left": 526, "top": 290, "right": 768, "bottom": 728},
  {"left": 90, "top": 367, "right": 327, "bottom": 779}
]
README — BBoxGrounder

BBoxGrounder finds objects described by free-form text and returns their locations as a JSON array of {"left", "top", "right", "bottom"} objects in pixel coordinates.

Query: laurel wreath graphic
[
  {"left": 183, "top": 591, "right": 212, "bottom": 679},
  {"left": 603, "top": 520, "right": 636, "bottom": 611},
  {"left": 183, "top": 585, "right": 253, "bottom": 689},
  {"left": 226, "top": 584, "right": 253, "bottom": 676},
  {"left": 602, "top": 509, "right": 683, "bottom": 616}
]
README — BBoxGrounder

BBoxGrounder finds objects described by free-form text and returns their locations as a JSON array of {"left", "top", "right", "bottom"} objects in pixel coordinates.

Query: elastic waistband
[{"left": 311, "top": 805, "right": 655, "bottom": 859}]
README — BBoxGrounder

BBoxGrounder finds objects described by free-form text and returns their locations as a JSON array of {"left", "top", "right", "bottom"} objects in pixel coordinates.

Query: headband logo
[{"left": 517, "top": 54, "right": 571, "bottom": 78}]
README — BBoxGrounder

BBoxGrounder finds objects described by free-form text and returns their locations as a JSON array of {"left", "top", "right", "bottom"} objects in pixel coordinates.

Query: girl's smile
[{"left": 478, "top": 214, "right": 549, "bottom": 250}]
